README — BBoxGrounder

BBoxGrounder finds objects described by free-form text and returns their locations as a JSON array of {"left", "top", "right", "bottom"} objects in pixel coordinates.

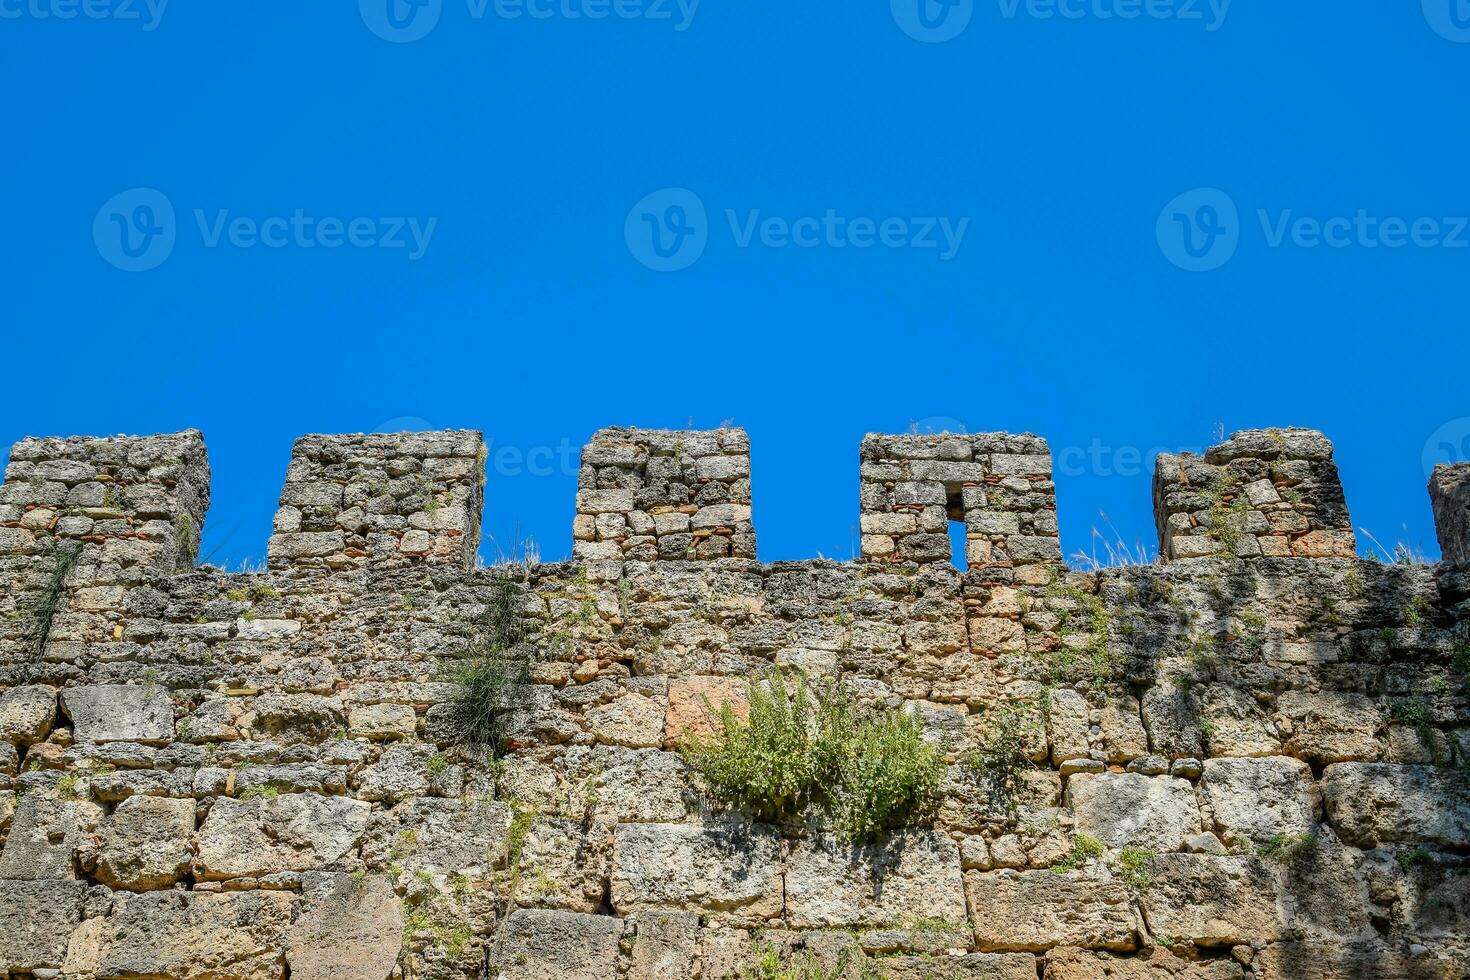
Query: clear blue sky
[{"left": 3, "top": 2, "right": 1467, "bottom": 568}]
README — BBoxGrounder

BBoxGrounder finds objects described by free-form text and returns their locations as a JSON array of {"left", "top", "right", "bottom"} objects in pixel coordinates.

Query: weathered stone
[
  {"left": 490, "top": 908, "right": 624, "bottom": 980},
  {"left": 886, "top": 952, "right": 1040, "bottom": 979},
  {"left": 346, "top": 701, "right": 417, "bottom": 741},
  {"left": 785, "top": 830, "right": 967, "bottom": 928},
  {"left": 286, "top": 874, "right": 404, "bottom": 980},
  {"left": 195, "top": 793, "right": 370, "bottom": 879},
  {"left": 1321, "top": 764, "right": 1470, "bottom": 848},
  {"left": 61, "top": 684, "right": 174, "bottom": 744},
  {"left": 96, "top": 794, "right": 195, "bottom": 891},
  {"left": 664, "top": 676, "right": 748, "bottom": 745},
  {"left": 1198, "top": 756, "right": 1320, "bottom": 851},
  {"left": 1276, "top": 691, "right": 1382, "bottom": 765},
  {"left": 361, "top": 796, "right": 513, "bottom": 874},
  {"left": 0, "top": 790, "right": 103, "bottom": 880},
  {"left": 964, "top": 870, "right": 1136, "bottom": 952},
  {"left": 513, "top": 818, "right": 611, "bottom": 913},
  {"left": 587, "top": 747, "right": 692, "bottom": 824},
  {"left": 95, "top": 890, "right": 294, "bottom": 980},
  {"left": 1045, "top": 947, "right": 1244, "bottom": 978},
  {"left": 1067, "top": 773, "right": 1202, "bottom": 852},
  {"left": 1252, "top": 941, "right": 1465, "bottom": 979},
  {"left": 1141, "top": 854, "right": 1282, "bottom": 946},
  {"left": 611, "top": 821, "right": 783, "bottom": 917},
  {"left": 0, "top": 685, "right": 57, "bottom": 745},
  {"left": 0, "top": 879, "right": 86, "bottom": 972},
  {"left": 586, "top": 691, "right": 665, "bottom": 748},
  {"left": 627, "top": 911, "right": 701, "bottom": 980}
]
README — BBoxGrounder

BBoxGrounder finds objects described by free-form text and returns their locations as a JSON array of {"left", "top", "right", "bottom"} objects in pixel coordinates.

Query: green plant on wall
[
  {"left": 681, "top": 671, "right": 943, "bottom": 845},
  {"left": 963, "top": 701, "right": 1039, "bottom": 815},
  {"left": 442, "top": 574, "right": 531, "bottom": 757},
  {"left": 32, "top": 542, "right": 82, "bottom": 656}
]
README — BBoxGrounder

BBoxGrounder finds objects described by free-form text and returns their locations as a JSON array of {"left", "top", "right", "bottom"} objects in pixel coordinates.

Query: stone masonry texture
[{"left": 0, "top": 424, "right": 1466, "bottom": 980}]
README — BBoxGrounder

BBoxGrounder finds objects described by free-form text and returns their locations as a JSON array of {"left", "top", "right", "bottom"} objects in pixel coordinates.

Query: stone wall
[{"left": 0, "top": 425, "right": 1466, "bottom": 980}]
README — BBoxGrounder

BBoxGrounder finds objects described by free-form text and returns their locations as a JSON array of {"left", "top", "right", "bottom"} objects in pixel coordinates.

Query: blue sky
[{"left": 2, "top": 1, "right": 1467, "bottom": 568}]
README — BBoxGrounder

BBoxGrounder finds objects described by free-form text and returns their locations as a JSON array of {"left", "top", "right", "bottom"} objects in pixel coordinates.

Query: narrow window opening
[{"left": 946, "top": 489, "right": 968, "bottom": 571}]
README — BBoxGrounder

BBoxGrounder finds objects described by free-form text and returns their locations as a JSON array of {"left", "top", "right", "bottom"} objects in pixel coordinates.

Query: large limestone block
[
  {"left": 627, "top": 911, "right": 701, "bottom": 980},
  {"left": 0, "top": 879, "right": 86, "bottom": 973},
  {"left": 1140, "top": 854, "right": 1282, "bottom": 946},
  {"left": 1276, "top": 691, "right": 1383, "bottom": 764},
  {"left": 1066, "top": 773, "right": 1201, "bottom": 852},
  {"left": 1198, "top": 756, "right": 1321, "bottom": 851},
  {"left": 0, "top": 685, "right": 57, "bottom": 745},
  {"left": 94, "top": 890, "right": 294, "bottom": 980},
  {"left": 1321, "top": 763, "right": 1470, "bottom": 848},
  {"left": 885, "top": 953, "right": 1040, "bottom": 979},
  {"left": 96, "top": 794, "right": 195, "bottom": 891},
  {"left": 287, "top": 875, "right": 404, "bottom": 980},
  {"left": 1044, "top": 948, "right": 1244, "bottom": 978},
  {"left": 61, "top": 684, "right": 174, "bottom": 744},
  {"left": 1196, "top": 684, "right": 1280, "bottom": 757},
  {"left": 963, "top": 870, "right": 1136, "bottom": 952},
  {"left": 490, "top": 908, "right": 624, "bottom": 980},
  {"left": 586, "top": 691, "right": 665, "bottom": 748},
  {"left": 361, "top": 797, "right": 513, "bottom": 875},
  {"left": 195, "top": 793, "right": 370, "bottom": 879},
  {"left": 0, "top": 790, "right": 103, "bottom": 880},
  {"left": 588, "top": 747, "right": 693, "bottom": 824},
  {"left": 785, "top": 830, "right": 967, "bottom": 929},
  {"left": 1141, "top": 683, "right": 1204, "bottom": 760},
  {"left": 512, "top": 818, "right": 611, "bottom": 913},
  {"left": 610, "top": 821, "right": 783, "bottom": 917},
  {"left": 1274, "top": 832, "right": 1374, "bottom": 943},
  {"left": 1252, "top": 941, "right": 1465, "bottom": 979}
]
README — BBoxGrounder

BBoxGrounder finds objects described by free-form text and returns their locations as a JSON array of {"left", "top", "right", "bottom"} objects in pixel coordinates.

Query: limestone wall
[{"left": 0, "top": 425, "right": 1466, "bottom": 980}]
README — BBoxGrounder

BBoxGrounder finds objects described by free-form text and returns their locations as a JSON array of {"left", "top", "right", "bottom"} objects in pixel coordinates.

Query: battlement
[
  {"left": 266, "top": 431, "right": 485, "bottom": 575},
  {"left": 1153, "top": 427, "right": 1356, "bottom": 561},
  {"left": 573, "top": 427, "right": 754, "bottom": 562},
  {"left": 1, "top": 421, "right": 1468, "bottom": 980}
]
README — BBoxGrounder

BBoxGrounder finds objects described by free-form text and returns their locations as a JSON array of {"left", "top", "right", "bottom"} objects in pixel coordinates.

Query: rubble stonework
[
  {"left": 573, "top": 427, "right": 755, "bottom": 562},
  {"left": 267, "top": 431, "right": 485, "bottom": 575},
  {"left": 0, "top": 424, "right": 1466, "bottom": 980},
  {"left": 1153, "top": 428, "right": 1356, "bottom": 561}
]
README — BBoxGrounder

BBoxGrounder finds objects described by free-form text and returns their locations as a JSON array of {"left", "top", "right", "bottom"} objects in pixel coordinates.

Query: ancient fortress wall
[{"left": 0, "top": 423, "right": 1467, "bottom": 980}]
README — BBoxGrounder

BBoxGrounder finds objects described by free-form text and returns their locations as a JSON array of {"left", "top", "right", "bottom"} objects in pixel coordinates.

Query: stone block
[
  {"left": 195, "top": 793, "right": 371, "bottom": 879},
  {"left": 61, "top": 684, "right": 174, "bottom": 744},
  {"left": 1198, "top": 756, "right": 1320, "bottom": 851},
  {"left": 96, "top": 794, "right": 195, "bottom": 891},
  {"left": 1066, "top": 773, "right": 1202, "bottom": 852},
  {"left": 610, "top": 821, "right": 783, "bottom": 917},
  {"left": 287, "top": 874, "right": 404, "bottom": 980},
  {"left": 785, "top": 830, "right": 967, "bottom": 929},
  {"left": 1045, "top": 948, "right": 1244, "bottom": 978},
  {"left": 1140, "top": 854, "right": 1281, "bottom": 946},
  {"left": 361, "top": 797, "right": 513, "bottom": 875},
  {"left": 1321, "top": 763, "right": 1470, "bottom": 848},
  {"left": 0, "top": 685, "right": 57, "bottom": 745},
  {"left": 964, "top": 870, "right": 1136, "bottom": 952},
  {"left": 94, "top": 890, "right": 294, "bottom": 980},
  {"left": 1276, "top": 691, "right": 1383, "bottom": 764},
  {"left": 0, "top": 879, "right": 87, "bottom": 972},
  {"left": 665, "top": 676, "right": 748, "bottom": 746},
  {"left": 490, "top": 908, "right": 624, "bottom": 980}
]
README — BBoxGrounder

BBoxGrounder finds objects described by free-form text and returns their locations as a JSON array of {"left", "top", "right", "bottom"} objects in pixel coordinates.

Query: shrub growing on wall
[
  {"left": 442, "top": 574, "right": 531, "bottom": 756},
  {"left": 681, "top": 671, "right": 944, "bottom": 844}
]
